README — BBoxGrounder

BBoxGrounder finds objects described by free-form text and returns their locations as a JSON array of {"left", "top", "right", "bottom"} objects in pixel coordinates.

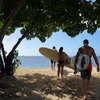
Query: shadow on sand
[{"left": 0, "top": 71, "right": 100, "bottom": 100}]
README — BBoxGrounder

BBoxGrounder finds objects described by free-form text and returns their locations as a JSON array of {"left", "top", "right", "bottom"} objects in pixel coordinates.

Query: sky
[{"left": 3, "top": 28, "right": 100, "bottom": 56}]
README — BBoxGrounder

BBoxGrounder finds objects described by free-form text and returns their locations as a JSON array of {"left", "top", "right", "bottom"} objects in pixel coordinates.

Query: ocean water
[
  {"left": 18, "top": 56, "right": 100, "bottom": 68},
  {"left": 18, "top": 56, "right": 51, "bottom": 68}
]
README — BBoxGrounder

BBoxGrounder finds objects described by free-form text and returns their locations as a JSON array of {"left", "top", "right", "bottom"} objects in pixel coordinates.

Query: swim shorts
[
  {"left": 58, "top": 61, "right": 64, "bottom": 64},
  {"left": 81, "top": 69, "right": 91, "bottom": 79},
  {"left": 51, "top": 60, "right": 55, "bottom": 64}
]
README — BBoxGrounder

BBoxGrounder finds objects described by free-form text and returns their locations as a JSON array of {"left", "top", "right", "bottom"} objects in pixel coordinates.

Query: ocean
[
  {"left": 18, "top": 56, "right": 51, "bottom": 68},
  {"left": 18, "top": 56, "right": 100, "bottom": 68}
]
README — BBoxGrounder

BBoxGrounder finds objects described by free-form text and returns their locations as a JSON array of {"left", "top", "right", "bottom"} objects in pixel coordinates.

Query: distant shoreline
[{"left": 18, "top": 55, "right": 100, "bottom": 57}]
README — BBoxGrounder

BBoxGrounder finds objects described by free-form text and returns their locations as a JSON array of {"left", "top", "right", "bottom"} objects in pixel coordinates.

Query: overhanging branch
[{"left": 0, "top": 0, "right": 28, "bottom": 44}]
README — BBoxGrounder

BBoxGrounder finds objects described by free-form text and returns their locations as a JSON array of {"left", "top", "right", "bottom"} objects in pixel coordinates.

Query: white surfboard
[{"left": 70, "top": 54, "right": 90, "bottom": 71}]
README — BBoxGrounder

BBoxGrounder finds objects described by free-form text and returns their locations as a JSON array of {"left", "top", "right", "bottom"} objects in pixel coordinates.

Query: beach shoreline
[{"left": 0, "top": 67, "right": 100, "bottom": 100}]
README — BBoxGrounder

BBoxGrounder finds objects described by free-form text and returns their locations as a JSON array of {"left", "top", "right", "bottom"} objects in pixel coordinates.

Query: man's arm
[
  {"left": 92, "top": 49, "right": 99, "bottom": 72},
  {"left": 74, "top": 48, "right": 80, "bottom": 74},
  {"left": 74, "top": 53, "right": 80, "bottom": 69}
]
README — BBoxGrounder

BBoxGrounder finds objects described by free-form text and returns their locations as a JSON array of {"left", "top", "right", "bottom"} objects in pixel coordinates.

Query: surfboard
[
  {"left": 39, "top": 47, "right": 58, "bottom": 61},
  {"left": 70, "top": 54, "right": 90, "bottom": 71},
  {"left": 39, "top": 47, "right": 73, "bottom": 69},
  {"left": 39, "top": 47, "right": 90, "bottom": 71},
  {"left": 77, "top": 54, "right": 90, "bottom": 71}
]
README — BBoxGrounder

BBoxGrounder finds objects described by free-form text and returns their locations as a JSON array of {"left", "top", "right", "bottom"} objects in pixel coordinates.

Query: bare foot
[{"left": 83, "top": 97, "right": 88, "bottom": 100}]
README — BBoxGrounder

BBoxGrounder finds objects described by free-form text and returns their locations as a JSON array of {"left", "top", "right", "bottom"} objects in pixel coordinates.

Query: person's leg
[
  {"left": 51, "top": 60, "right": 53, "bottom": 71},
  {"left": 82, "top": 79, "right": 90, "bottom": 100},
  {"left": 51, "top": 63, "right": 53, "bottom": 70},
  {"left": 57, "top": 64, "right": 60, "bottom": 79},
  {"left": 82, "top": 79, "right": 89, "bottom": 99},
  {"left": 61, "top": 65, "right": 64, "bottom": 78},
  {"left": 53, "top": 62, "right": 56, "bottom": 70},
  {"left": 81, "top": 70, "right": 91, "bottom": 100},
  {"left": 87, "top": 78, "right": 90, "bottom": 90}
]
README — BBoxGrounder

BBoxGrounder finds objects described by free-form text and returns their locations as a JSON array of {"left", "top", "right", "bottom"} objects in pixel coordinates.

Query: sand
[{"left": 0, "top": 67, "right": 100, "bottom": 100}]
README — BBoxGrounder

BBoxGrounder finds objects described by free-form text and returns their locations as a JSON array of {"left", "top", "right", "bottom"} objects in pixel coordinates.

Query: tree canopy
[{"left": 0, "top": 0, "right": 100, "bottom": 43}]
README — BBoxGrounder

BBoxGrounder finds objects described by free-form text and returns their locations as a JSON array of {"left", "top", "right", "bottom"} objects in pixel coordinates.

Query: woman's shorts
[
  {"left": 81, "top": 69, "right": 91, "bottom": 79},
  {"left": 58, "top": 61, "right": 64, "bottom": 64}
]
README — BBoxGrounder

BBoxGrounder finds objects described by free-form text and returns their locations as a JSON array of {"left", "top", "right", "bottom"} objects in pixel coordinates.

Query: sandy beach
[{"left": 0, "top": 67, "right": 100, "bottom": 100}]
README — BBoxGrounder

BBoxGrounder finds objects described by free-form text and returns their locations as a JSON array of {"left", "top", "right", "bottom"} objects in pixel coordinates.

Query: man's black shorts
[
  {"left": 81, "top": 69, "right": 91, "bottom": 79},
  {"left": 58, "top": 61, "right": 64, "bottom": 64}
]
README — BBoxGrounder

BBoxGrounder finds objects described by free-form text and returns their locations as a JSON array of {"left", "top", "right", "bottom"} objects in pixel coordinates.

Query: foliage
[
  {"left": 12, "top": 50, "right": 21, "bottom": 73},
  {"left": 0, "top": 0, "right": 100, "bottom": 40}
]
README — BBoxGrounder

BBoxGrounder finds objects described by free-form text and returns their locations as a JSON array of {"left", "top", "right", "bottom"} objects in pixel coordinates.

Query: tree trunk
[
  {"left": 0, "top": 0, "right": 3, "bottom": 12},
  {"left": 0, "top": 0, "right": 28, "bottom": 49},
  {"left": 0, "top": 43, "right": 6, "bottom": 73},
  {"left": 5, "top": 52, "right": 14, "bottom": 75},
  {"left": 0, "top": 54, "right": 4, "bottom": 73},
  {"left": 5, "top": 31, "right": 29, "bottom": 75},
  {"left": 1, "top": 43, "right": 6, "bottom": 65}
]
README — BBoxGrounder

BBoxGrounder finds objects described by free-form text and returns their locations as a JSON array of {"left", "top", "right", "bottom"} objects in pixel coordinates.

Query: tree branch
[
  {"left": 8, "top": 30, "right": 29, "bottom": 56},
  {"left": 0, "top": 0, "right": 3, "bottom": 12},
  {"left": 1, "top": 43, "right": 6, "bottom": 64},
  {"left": 0, "top": 0, "right": 28, "bottom": 44}
]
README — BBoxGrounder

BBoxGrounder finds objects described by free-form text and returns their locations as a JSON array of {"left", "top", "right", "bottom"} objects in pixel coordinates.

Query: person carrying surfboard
[
  {"left": 58, "top": 47, "right": 68, "bottom": 80},
  {"left": 74, "top": 39, "right": 99, "bottom": 100},
  {"left": 50, "top": 46, "right": 57, "bottom": 71}
]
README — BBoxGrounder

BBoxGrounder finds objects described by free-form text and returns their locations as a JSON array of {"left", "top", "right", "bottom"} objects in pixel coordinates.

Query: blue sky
[{"left": 3, "top": 28, "right": 100, "bottom": 56}]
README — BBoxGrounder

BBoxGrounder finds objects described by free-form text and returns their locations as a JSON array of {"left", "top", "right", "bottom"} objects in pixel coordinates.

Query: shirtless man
[{"left": 74, "top": 39, "right": 99, "bottom": 100}]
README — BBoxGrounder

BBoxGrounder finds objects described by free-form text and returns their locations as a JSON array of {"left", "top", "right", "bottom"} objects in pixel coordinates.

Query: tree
[{"left": 0, "top": 0, "right": 100, "bottom": 75}]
